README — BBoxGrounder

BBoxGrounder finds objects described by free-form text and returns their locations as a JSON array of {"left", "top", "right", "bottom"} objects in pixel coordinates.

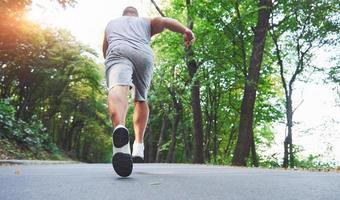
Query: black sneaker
[
  {"left": 132, "top": 156, "right": 144, "bottom": 163},
  {"left": 112, "top": 125, "right": 132, "bottom": 177}
]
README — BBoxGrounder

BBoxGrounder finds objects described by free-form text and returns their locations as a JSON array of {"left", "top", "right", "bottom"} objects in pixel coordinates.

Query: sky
[
  {"left": 26, "top": 0, "right": 157, "bottom": 58},
  {"left": 26, "top": 0, "right": 340, "bottom": 165}
]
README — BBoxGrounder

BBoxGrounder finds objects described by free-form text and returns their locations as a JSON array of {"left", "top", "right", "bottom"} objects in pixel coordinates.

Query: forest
[{"left": 0, "top": 0, "right": 339, "bottom": 169}]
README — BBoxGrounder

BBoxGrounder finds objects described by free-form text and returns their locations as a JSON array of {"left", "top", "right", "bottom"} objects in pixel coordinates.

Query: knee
[
  {"left": 134, "top": 101, "right": 149, "bottom": 109},
  {"left": 108, "top": 87, "right": 129, "bottom": 102}
]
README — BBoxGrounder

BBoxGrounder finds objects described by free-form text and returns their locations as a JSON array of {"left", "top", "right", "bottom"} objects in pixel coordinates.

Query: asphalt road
[{"left": 1, "top": 163, "right": 339, "bottom": 200}]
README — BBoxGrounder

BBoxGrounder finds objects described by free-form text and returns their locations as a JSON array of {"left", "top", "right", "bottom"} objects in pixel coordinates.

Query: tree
[
  {"left": 150, "top": 0, "right": 282, "bottom": 166},
  {"left": 232, "top": 0, "right": 272, "bottom": 166},
  {"left": 166, "top": 86, "right": 183, "bottom": 163},
  {"left": 270, "top": 0, "right": 339, "bottom": 168},
  {"left": 0, "top": 0, "right": 112, "bottom": 162},
  {"left": 183, "top": 0, "right": 204, "bottom": 163}
]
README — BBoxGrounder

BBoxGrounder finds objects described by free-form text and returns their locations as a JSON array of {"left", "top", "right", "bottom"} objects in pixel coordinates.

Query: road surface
[{"left": 1, "top": 163, "right": 339, "bottom": 200}]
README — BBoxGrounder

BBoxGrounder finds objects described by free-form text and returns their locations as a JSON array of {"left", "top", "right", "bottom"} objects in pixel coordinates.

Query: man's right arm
[
  {"left": 150, "top": 17, "right": 195, "bottom": 47},
  {"left": 102, "top": 32, "right": 108, "bottom": 59}
]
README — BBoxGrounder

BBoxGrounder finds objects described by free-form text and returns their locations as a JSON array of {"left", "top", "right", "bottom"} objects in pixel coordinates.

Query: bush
[
  {"left": 0, "top": 99, "right": 53, "bottom": 153},
  {"left": 295, "top": 154, "right": 336, "bottom": 170}
]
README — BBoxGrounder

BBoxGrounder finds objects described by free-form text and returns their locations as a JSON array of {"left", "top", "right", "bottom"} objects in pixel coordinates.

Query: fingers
[
  {"left": 184, "top": 40, "right": 194, "bottom": 48},
  {"left": 184, "top": 42, "right": 193, "bottom": 48},
  {"left": 183, "top": 30, "right": 195, "bottom": 47},
  {"left": 186, "top": 31, "right": 194, "bottom": 41},
  {"left": 185, "top": 38, "right": 194, "bottom": 47},
  {"left": 190, "top": 34, "right": 196, "bottom": 43},
  {"left": 184, "top": 40, "right": 192, "bottom": 48}
]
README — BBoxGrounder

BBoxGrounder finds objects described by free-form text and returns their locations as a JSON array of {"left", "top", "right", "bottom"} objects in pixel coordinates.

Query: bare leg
[
  {"left": 133, "top": 101, "right": 149, "bottom": 143},
  {"left": 108, "top": 86, "right": 129, "bottom": 127},
  {"left": 109, "top": 86, "right": 133, "bottom": 177}
]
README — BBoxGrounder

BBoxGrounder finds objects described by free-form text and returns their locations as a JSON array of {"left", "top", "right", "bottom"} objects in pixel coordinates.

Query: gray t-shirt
[{"left": 105, "top": 16, "right": 152, "bottom": 57}]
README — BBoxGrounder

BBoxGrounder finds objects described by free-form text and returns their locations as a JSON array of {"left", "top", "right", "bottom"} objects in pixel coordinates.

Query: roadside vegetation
[{"left": 1, "top": 0, "right": 339, "bottom": 170}]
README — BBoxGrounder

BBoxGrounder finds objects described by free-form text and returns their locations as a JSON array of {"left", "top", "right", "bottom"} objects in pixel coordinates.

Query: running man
[{"left": 102, "top": 6, "right": 195, "bottom": 177}]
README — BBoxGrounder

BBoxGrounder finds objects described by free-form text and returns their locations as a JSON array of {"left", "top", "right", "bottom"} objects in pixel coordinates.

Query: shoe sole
[
  {"left": 112, "top": 153, "right": 133, "bottom": 177},
  {"left": 112, "top": 127, "right": 132, "bottom": 177},
  {"left": 112, "top": 127, "right": 129, "bottom": 148},
  {"left": 132, "top": 156, "right": 144, "bottom": 163}
]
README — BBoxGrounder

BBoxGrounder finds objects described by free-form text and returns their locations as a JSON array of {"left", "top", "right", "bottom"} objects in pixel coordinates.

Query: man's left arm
[{"left": 150, "top": 17, "right": 195, "bottom": 47}]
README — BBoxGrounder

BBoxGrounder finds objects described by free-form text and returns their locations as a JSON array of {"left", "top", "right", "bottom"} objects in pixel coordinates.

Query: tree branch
[{"left": 151, "top": 0, "right": 165, "bottom": 17}]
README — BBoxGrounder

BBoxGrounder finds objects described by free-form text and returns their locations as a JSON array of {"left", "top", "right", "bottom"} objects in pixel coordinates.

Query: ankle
[
  {"left": 132, "top": 142, "right": 144, "bottom": 158},
  {"left": 134, "top": 140, "right": 143, "bottom": 144},
  {"left": 114, "top": 124, "right": 126, "bottom": 130},
  {"left": 133, "top": 142, "right": 144, "bottom": 149}
]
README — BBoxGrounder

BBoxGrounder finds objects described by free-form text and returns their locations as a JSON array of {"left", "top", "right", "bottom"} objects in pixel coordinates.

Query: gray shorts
[{"left": 105, "top": 44, "right": 153, "bottom": 101}]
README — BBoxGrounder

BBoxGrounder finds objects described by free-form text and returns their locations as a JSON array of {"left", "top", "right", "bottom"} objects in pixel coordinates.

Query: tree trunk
[
  {"left": 155, "top": 114, "right": 168, "bottom": 163},
  {"left": 82, "top": 138, "right": 91, "bottom": 162},
  {"left": 250, "top": 129, "right": 258, "bottom": 167},
  {"left": 75, "top": 131, "right": 82, "bottom": 158},
  {"left": 166, "top": 89, "right": 182, "bottom": 163},
  {"left": 224, "top": 125, "right": 236, "bottom": 160},
  {"left": 166, "top": 112, "right": 180, "bottom": 163},
  {"left": 212, "top": 83, "right": 220, "bottom": 163},
  {"left": 190, "top": 78, "right": 204, "bottom": 163},
  {"left": 185, "top": 0, "right": 204, "bottom": 164},
  {"left": 232, "top": 0, "right": 272, "bottom": 166},
  {"left": 204, "top": 92, "right": 212, "bottom": 161},
  {"left": 283, "top": 95, "right": 294, "bottom": 168},
  {"left": 145, "top": 125, "right": 154, "bottom": 163},
  {"left": 271, "top": 28, "right": 293, "bottom": 169},
  {"left": 272, "top": 31, "right": 297, "bottom": 168},
  {"left": 183, "top": 126, "right": 191, "bottom": 162}
]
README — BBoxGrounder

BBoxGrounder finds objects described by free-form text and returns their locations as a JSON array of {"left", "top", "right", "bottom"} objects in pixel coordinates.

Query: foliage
[
  {"left": 328, "top": 61, "right": 340, "bottom": 105},
  {"left": 0, "top": 99, "right": 60, "bottom": 157},
  {"left": 0, "top": 1, "right": 111, "bottom": 162},
  {"left": 146, "top": 0, "right": 283, "bottom": 165},
  {"left": 0, "top": 0, "right": 338, "bottom": 168},
  {"left": 270, "top": 0, "right": 340, "bottom": 168},
  {"left": 329, "top": 65, "right": 340, "bottom": 84},
  {"left": 295, "top": 154, "right": 336, "bottom": 170}
]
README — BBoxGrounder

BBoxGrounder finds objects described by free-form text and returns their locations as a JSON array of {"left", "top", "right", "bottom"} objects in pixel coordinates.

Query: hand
[{"left": 183, "top": 28, "right": 195, "bottom": 47}]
